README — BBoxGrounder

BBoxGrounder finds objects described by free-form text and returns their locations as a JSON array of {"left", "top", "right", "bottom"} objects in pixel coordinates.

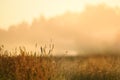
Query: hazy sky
[
  {"left": 0, "top": 0, "right": 120, "bottom": 29},
  {"left": 1, "top": 3, "right": 120, "bottom": 55}
]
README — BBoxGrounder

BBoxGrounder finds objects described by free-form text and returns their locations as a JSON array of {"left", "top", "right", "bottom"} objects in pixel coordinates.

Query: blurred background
[{"left": 0, "top": 0, "right": 120, "bottom": 55}]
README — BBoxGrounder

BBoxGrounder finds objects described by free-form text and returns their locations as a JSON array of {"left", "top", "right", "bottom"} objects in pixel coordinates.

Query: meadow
[{"left": 0, "top": 45, "right": 120, "bottom": 80}]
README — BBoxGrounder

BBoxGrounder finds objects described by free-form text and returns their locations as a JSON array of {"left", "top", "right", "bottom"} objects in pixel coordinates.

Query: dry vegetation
[
  {"left": 0, "top": 45, "right": 56, "bottom": 80},
  {"left": 0, "top": 45, "right": 120, "bottom": 80}
]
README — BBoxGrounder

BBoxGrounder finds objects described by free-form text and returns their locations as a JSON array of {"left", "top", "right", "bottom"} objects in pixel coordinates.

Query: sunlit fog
[{"left": 1, "top": 1, "right": 120, "bottom": 55}]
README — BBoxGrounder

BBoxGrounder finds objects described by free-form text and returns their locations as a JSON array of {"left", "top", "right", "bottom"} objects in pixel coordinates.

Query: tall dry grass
[
  {"left": 0, "top": 44, "right": 56, "bottom": 80},
  {"left": 0, "top": 45, "right": 120, "bottom": 80}
]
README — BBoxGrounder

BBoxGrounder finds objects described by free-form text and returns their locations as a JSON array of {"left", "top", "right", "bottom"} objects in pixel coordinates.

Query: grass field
[{"left": 0, "top": 45, "right": 120, "bottom": 80}]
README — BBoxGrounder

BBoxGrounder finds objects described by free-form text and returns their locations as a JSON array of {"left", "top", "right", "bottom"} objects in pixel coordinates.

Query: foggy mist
[{"left": 1, "top": 4, "right": 120, "bottom": 55}]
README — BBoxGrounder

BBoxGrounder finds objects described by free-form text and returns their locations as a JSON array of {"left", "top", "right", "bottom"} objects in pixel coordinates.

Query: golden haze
[{"left": 0, "top": 4, "right": 120, "bottom": 55}]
